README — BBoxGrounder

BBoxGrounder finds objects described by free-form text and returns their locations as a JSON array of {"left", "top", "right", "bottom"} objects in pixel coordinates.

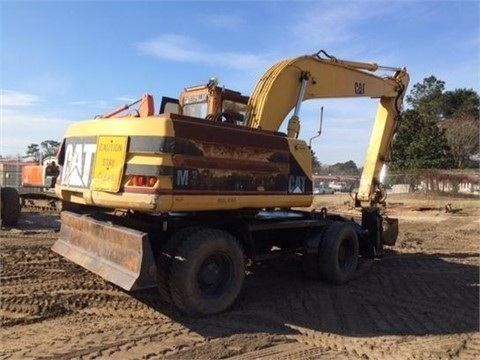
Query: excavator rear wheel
[
  {"left": 156, "top": 227, "right": 202, "bottom": 304},
  {"left": 168, "top": 228, "right": 245, "bottom": 316},
  {"left": 1, "top": 187, "right": 21, "bottom": 227}
]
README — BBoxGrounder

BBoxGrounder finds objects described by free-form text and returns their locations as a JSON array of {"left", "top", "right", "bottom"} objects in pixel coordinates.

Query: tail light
[{"left": 127, "top": 175, "right": 158, "bottom": 188}]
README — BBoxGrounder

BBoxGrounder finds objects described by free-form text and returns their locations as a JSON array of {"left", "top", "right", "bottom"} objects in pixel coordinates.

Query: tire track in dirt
[
  {"left": 234, "top": 253, "right": 478, "bottom": 337},
  {"left": 1, "top": 241, "right": 99, "bottom": 327},
  {"left": 279, "top": 331, "right": 480, "bottom": 360},
  {"left": 1, "top": 208, "right": 479, "bottom": 360},
  {"left": 2, "top": 290, "right": 200, "bottom": 357},
  {"left": 167, "top": 244, "right": 478, "bottom": 359},
  {"left": 227, "top": 343, "right": 355, "bottom": 360},
  {"left": 1, "top": 315, "right": 204, "bottom": 359},
  {"left": 0, "top": 233, "right": 205, "bottom": 359},
  {"left": 39, "top": 322, "right": 204, "bottom": 359}
]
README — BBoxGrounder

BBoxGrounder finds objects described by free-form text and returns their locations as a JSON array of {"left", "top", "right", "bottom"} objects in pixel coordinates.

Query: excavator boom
[
  {"left": 246, "top": 52, "right": 407, "bottom": 132},
  {"left": 246, "top": 51, "right": 409, "bottom": 205}
]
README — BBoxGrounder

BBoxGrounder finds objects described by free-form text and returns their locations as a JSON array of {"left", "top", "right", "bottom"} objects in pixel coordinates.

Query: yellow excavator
[{"left": 52, "top": 50, "right": 409, "bottom": 316}]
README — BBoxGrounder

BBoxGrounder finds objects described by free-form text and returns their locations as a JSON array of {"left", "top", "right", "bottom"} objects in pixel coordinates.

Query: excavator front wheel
[
  {"left": 168, "top": 228, "right": 245, "bottom": 316},
  {"left": 318, "top": 222, "right": 359, "bottom": 284}
]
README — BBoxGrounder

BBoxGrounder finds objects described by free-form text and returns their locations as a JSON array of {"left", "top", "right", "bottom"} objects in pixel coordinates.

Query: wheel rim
[{"left": 197, "top": 253, "right": 233, "bottom": 297}]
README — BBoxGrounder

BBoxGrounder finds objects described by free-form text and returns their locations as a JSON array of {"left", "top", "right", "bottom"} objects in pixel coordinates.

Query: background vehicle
[
  {"left": 0, "top": 157, "right": 62, "bottom": 216},
  {"left": 52, "top": 50, "right": 409, "bottom": 316},
  {"left": 314, "top": 183, "right": 335, "bottom": 194},
  {"left": 331, "top": 181, "right": 348, "bottom": 192}
]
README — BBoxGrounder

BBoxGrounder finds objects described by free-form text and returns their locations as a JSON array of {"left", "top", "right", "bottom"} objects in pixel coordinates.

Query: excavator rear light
[
  {"left": 127, "top": 175, "right": 158, "bottom": 188},
  {"left": 136, "top": 176, "right": 146, "bottom": 186},
  {"left": 148, "top": 177, "right": 156, "bottom": 187}
]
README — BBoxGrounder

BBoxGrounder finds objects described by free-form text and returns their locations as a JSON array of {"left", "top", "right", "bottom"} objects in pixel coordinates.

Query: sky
[{"left": 1, "top": 0, "right": 479, "bottom": 166}]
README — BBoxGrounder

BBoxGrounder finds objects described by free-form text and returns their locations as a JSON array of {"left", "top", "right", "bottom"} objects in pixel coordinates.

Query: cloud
[
  {"left": 290, "top": 2, "right": 398, "bottom": 52},
  {"left": 0, "top": 108, "right": 72, "bottom": 156},
  {"left": 292, "top": 6, "right": 355, "bottom": 46},
  {"left": 0, "top": 89, "right": 42, "bottom": 107},
  {"left": 69, "top": 99, "right": 109, "bottom": 109},
  {"left": 136, "top": 34, "right": 270, "bottom": 70},
  {"left": 68, "top": 96, "right": 146, "bottom": 118},
  {"left": 114, "top": 96, "right": 138, "bottom": 103}
]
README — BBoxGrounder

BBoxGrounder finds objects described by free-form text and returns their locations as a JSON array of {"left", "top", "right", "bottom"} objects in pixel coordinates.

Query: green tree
[
  {"left": 391, "top": 109, "right": 453, "bottom": 170},
  {"left": 406, "top": 76, "right": 445, "bottom": 120},
  {"left": 40, "top": 140, "right": 60, "bottom": 158},
  {"left": 25, "top": 140, "right": 60, "bottom": 161},
  {"left": 311, "top": 150, "right": 321, "bottom": 173},
  {"left": 329, "top": 160, "right": 359, "bottom": 175},
  {"left": 441, "top": 89, "right": 479, "bottom": 119},
  {"left": 392, "top": 76, "right": 460, "bottom": 172},
  {"left": 26, "top": 144, "right": 40, "bottom": 161}
]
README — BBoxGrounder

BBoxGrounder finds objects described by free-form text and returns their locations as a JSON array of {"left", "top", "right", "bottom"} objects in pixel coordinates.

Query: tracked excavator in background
[
  {"left": 1, "top": 159, "right": 62, "bottom": 228},
  {"left": 52, "top": 50, "right": 409, "bottom": 316}
]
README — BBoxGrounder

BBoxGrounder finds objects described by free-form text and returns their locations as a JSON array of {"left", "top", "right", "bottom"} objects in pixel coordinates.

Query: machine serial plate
[{"left": 91, "top": 136, "right": 128, "bottom": 192}]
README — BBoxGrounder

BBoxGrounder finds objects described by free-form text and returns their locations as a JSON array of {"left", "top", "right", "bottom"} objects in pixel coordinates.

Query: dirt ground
[{"left": 1, "top": 193, "right": 479, "bottom": 359}]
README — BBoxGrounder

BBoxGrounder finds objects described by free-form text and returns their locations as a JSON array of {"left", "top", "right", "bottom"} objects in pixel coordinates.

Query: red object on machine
[{"left": 101, "top": 94, "right": 154, "bottom": 119}]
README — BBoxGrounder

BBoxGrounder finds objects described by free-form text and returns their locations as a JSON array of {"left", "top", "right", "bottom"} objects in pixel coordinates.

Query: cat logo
[
  {"left": 62, "top": 142, "right": 96, "bottom": 188},
  {"left": 288, "top": 175, "right": 306, "bottom": 194}
]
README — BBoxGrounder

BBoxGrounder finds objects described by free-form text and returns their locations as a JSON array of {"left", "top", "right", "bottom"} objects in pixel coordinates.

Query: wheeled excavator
[{"left": 52, "top": 50, "right": 409, "bottom": 316}]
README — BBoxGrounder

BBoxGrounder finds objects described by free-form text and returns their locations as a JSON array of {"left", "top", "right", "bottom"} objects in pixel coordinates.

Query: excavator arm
[{"left": 246, "top": 51, "right": 409, "bottom": 207}]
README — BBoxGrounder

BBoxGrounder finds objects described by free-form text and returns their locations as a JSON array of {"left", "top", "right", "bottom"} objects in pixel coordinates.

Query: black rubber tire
[
  {"left": 1, "top": 187, "right": 21, "bottom": 227},
  {"left": 319, "top": 222, "right": 359, "bottom": 284},
  {"left": 156, "top": 227, "right": 201, "bottom": 304},
  {"left": 169, "top": 228, "right": 245, "bottom": 316}
]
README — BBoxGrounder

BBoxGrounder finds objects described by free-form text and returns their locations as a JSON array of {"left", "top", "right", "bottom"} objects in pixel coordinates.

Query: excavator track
[{"left": 20, "top": 193, "right": 62, "bottom": 213}]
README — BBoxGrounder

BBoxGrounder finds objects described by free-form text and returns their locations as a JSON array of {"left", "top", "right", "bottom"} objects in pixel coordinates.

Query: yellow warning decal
[{"left": 91, "top": 136, "right": 128, "bottom": 192}]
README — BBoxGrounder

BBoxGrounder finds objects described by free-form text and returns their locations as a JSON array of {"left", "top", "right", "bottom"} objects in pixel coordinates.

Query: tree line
[
  {"left": 391, "top": 76, "right": 479, "bottom": 171},
  {"left": 26, "top": 140, "right": 60, "bottom": 161},
  {"left": 312, "top": 75, "right": 479, "bottom": 177}
]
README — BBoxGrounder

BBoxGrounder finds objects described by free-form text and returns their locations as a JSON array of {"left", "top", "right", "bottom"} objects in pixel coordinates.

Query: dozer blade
[{"left": 52, "top": 211, "right": 157, "bottom": 291}]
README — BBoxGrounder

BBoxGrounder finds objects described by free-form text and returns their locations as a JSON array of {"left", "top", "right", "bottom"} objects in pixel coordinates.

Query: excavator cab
[{"left": 178, "top": 83, "right": 249, "bottom": 125}]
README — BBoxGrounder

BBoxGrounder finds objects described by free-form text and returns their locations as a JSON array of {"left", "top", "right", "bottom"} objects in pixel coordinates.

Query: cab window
[{"left": 182, "top": 93, "right": 208, "bottom": 118}]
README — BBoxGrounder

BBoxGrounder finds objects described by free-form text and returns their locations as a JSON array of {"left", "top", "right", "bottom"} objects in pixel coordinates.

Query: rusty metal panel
[
  {"left": 171, "top": 113, "right": 288, "bottom": 149},
  {"left": 52, "top": 211, "right": 157, "bottom": 291},
  {"left": 168, "top": 116, "right": 312, "bottom": 195}
]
